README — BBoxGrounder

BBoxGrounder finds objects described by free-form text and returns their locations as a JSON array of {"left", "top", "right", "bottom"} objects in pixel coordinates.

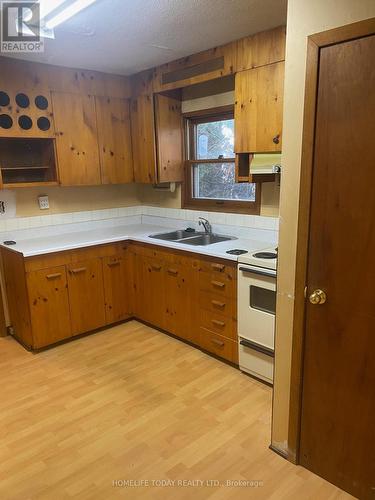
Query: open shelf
[{"left": 0, "top": 138, "right": 58, "bottom": 186}]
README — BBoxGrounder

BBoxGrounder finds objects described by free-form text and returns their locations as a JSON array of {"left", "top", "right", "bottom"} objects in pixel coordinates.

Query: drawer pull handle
[
  {"left": 211, "top": 280, "right": 225, "bottom": 288},
  {"left": 46, "top": 273, "right": 62, "bottom": 280},
  {"left": 212, "top": 319, "right": 225, "bottom": 327},
  {"left": 167, "top": 268, "right": 178, "bottom": 276},
  {"left": 70, "top": 267, "right": 87, "bottom": 274},
  {"left": 108, "top": 261, "right": 121, "bottom": 267},
  {"left": 211, "top": 338, "right": 225, "bottom": 347},
  {"left": 211, "top": 300, "right": 225, "bottom": 308},
  {"left": 211, "top": 263, "right": 225, "bottom": 271},
  {"left": 151, "top": 265, "right": 162, "bottom": 271}
]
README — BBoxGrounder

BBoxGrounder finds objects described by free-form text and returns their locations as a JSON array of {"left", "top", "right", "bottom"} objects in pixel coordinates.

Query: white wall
[{"left": 272, "top": 0, "right": 375, "bottom": 456}]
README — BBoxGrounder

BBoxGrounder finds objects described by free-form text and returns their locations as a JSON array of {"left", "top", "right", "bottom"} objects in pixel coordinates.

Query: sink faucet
[{"left": 198, "top": 217, "right": 212, "bottom": 234}]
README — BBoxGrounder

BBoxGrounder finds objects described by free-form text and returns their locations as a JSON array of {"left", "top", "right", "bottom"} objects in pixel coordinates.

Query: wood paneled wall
[{"left": 0, "top": 57, "right": 131, "bottom": 98}]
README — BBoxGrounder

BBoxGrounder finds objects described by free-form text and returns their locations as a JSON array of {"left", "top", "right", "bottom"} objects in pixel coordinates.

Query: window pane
[
  {"left": 193, "top": 163, "right": 256, "bottom": 201},
  {"left": 196, "top": 119, "right": 234, "bottom": 159}
]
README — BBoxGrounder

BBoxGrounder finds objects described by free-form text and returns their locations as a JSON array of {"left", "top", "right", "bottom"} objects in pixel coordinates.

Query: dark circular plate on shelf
[{"left": 3, "top": 240, "right": 16, "bottom": 246}]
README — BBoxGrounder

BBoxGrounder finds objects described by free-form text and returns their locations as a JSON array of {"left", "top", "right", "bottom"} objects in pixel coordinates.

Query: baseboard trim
[{"left": 269, "top": 444, "right": 289, "bottom": 460}]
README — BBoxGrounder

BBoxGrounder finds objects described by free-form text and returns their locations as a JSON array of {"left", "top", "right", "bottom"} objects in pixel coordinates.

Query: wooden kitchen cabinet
[
  {"left": 130, "top": 93, "right": 183, "bottom": 184},
  {"left": 138, "top": 255, "right": 166, "bottom": 329},
  {"left": 234, "top": 61, "right": 284, "bottom": 153},
  {"left": 154, "top": 94, "right": 183, "bottom": 183},
  {"left": 95, "top": 96, "right": 134, "bottom": 184},
  {"left": 130, "top": 94, "right": 156, "bottom": 183},
  {"left": 102, "top": 253, "right": 133, "bottom": 324},
  {"left": 67, "top": 258, "right": 106, "bottom": 335},
  {"left": 164, "top": 260, "right": 198, "bottom": 343},
  {"left": 2, "top": 242, "right": 237, "bottom": 363},
  {"left": 52, "top": 91, "right": 101, "bottom": 185},
  {"left": 27, "top": 266, "right": 72, "bottom": 348}
]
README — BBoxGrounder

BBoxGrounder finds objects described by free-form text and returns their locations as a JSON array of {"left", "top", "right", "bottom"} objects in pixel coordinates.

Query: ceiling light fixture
[{"left": 44, "top": 0, "right": 98, "bottom": 30}]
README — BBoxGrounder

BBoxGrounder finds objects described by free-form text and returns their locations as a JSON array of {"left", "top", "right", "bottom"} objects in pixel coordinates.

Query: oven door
[{"left": 238, "top": 264, "right": 276, "bottom": 350}]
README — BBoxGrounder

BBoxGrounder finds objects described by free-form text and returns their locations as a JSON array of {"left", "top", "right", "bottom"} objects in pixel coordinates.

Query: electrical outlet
[
  {"left": 38, "top": 195, "right": 49, "bottom": 210},
  {"left": 0, "top": 190, "right": 16, "bottom": 219}
]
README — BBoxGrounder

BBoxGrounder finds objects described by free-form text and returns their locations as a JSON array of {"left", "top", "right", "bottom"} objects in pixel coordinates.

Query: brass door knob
[{"left": 309, "top": 289, "right": 327, "bottom": 305}]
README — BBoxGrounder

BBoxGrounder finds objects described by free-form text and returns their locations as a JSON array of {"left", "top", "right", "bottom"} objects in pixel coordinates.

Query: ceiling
[{"left": 5, "top": 0, "right": 287, "bottom": 75}]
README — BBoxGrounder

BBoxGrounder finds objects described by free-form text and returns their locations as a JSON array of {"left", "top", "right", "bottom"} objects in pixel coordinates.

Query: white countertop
[{"left": 0, "top": 220, "right": 271, "bottom": 262}]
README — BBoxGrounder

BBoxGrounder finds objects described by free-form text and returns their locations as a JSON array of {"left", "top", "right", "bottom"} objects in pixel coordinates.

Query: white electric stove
[{"left": 237, "top": 247, "right": 277, "bottom": 384}]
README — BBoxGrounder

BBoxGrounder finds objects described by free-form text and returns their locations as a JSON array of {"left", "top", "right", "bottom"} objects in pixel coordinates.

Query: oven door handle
[
  {"left": 238, "top": 266, "right": 276, "bottom": 278},
  {"left": 240, "top": 338, "right": 275, "bottom": 358}
]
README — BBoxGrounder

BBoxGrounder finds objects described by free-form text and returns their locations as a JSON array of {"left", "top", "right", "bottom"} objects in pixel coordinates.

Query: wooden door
[
  {"left": 154, "top": 94, "right": 183, "bottom": 183},
  {"left": 164, "top": 257, "right": 200, "bottom": 344},
  {"left": 102, "top": 253, "right": 132, "bottom": 324},
  {"left": 299, "top": 34, "right": 375, "bottom": 499},
  {"left": 130, "top": 94, "right": 156, "bottom": 183},
  {"left": 96, "top": 96, "right": 134, "bottom": 184},
  {"left": 139, "top": 256, "right": 166, "bottom": 329},
  {"left": 27, "top": 266, "right": 71, "bottom": 348},
  {"left": 67, "top": 259, "right": 105, "bottom": 335},
  {"left": 52, "top": 92, "right": 101, "bottom": 185},
  {"left": 234, "top": 61, "right": 284, "bottom": 153},
  {"left": 164, "top": 262, "right": 186, "bottom": 338}
]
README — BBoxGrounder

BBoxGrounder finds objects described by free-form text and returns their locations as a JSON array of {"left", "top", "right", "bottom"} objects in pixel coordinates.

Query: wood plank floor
[{"left": 0, "top": 321, "right": 353, "bottom": 500}]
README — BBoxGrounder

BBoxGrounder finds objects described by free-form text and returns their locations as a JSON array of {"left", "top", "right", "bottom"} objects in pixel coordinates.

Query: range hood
[{"left": 249, "top": 153, "right": 281, "bottom": 175}]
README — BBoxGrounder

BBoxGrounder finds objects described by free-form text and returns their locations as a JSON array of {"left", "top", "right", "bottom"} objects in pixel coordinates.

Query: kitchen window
[{"left": 183, "top": 108, "right": 260, "bottom": 214}]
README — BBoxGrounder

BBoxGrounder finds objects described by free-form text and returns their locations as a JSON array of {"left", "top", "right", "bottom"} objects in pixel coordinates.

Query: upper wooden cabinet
[
  {"left": 154, "top": 94, "right": 183, "bottom": 183},
  {"left": 234, "top": 61, "right": 284, "bottom": 153},
  {"left": 52, "top": 92, "right": 101, "bottom": 185},
  {"left": 95, "top": 96, "right": 134, "bottom": 184},
  {"left": 130, "top": 94, "right": 156, "bottom": 183},
  {"left": 236, "top": 26, "right": 286, "bottom": 72},
  {"left": 131, "top": 93, "right": 183, "bottom": 184}
]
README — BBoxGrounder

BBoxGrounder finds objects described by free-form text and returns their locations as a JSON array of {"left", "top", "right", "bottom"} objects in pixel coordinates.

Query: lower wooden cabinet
[
  {"left": 165, "top": 261, "right": 196, "bottom": 344},
  {"left": 102, "top": 254, "right": 132, "bottom": 324},
  {"left": 2, "top": 242, "right": 238, "bottom": 363},
  {"left": 27, "top": 266, "right": 72, "bottom": 348},
  {"left": 138, "top": 255, "right": 166, "bottom": 329},
  {"left": 67, "top": 258, "right": 106, "bottom": 335}
]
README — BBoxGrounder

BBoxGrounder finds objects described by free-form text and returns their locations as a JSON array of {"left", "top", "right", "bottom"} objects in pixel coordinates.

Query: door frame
[{"left": 287, "top": 17, "right": 375, "bottom": 463}]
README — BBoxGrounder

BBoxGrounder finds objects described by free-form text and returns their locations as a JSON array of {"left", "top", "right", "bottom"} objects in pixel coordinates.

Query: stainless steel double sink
[{"left": 149, "top": 229, "right": 237, "bottom": 246}]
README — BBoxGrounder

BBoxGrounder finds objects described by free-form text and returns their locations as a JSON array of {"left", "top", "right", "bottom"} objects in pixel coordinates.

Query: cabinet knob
[{"left": 273, "top": 135, "right": 280, "bottom": 144}]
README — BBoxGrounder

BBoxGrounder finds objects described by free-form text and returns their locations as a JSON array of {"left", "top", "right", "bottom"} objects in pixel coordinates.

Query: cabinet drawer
[
  {"left": 25, "top": 251, "right": 71, "bottom": 272},
  {"left": 199, "top": 259, "right": 236, "bottom": 281},
  {"left": 199, "top": 272, "right": 235, "bottom": 297},
  {"left": 199, "top": 291, "right": 235, "bottom": 319},
  {"left": 132, "top": 244, "right": 170, "bottom": 261},
  {"left": 200, "top": 328, "right": 238, "bottom": 363},
  {"left": 200, "top": 309, "right": 236, "bottom": 339},
  {"left": 70, "top": 243, "right": 127, "bottom": 262}
]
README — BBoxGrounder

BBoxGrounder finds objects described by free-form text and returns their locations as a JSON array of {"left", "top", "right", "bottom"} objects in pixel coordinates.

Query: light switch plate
[{"left": 38, "top": 195, "right": 49, "bottom": 210}]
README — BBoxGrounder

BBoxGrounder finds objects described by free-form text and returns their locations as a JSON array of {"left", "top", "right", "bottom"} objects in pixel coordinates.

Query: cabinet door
[
  {"left": 164, "top": 260, "right": 199, "bottom": 344},
  {"left": 154, "top": 94, "right": 183, "bottom": 183},
  {"left": 102, "top": 253, "right": 132, "bottom": 324},
  {"left": 234, "top": 61, "right": 284, "bottom": 153},
  {"left": 27, "top": 266, "right": 71, "bottom": 348},
  {"left": 130, "top": 94, "right": 157, "bottom": 183},
  {"left": 138, "top": 256, "right": 166, "bottom": 329},
  {"left": 96, "top": 97, "right": 134, "bottom": 184},
  {"left": 52, "top": 92, "right": 101, "bottom": 185},
  {"left": 67, "top": 259, "right": 105, "bottom": 335}
]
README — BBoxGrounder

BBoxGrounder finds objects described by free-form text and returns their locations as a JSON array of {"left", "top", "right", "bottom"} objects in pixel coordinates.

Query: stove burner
[{"left": 253, "top": 251, "right": 277, "bottom": 259}]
